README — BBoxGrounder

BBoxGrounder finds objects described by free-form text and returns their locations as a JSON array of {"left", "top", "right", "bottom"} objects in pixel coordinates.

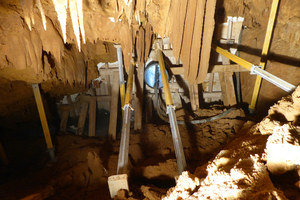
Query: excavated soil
[
  {"left": 0, "top": 107, "right": 246, "bottom": 200},
  {"left": 2, "top": 88, "right": 300, "bottom": 199}
]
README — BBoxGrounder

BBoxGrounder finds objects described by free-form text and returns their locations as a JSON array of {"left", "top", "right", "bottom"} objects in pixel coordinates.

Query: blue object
[{"left": 144, "top": 61, "right": 170, "bottom": 89}]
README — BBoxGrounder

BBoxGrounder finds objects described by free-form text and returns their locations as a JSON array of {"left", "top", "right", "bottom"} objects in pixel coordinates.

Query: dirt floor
[{"left": 1, "top": 88, "right": 300, "bottom": 199}]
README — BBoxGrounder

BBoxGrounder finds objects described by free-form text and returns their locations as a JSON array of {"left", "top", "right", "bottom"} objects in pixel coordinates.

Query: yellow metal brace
[
  {"left": 212, "top": 44, "right": 253, "bottom": 71},
  {"left": 157, "top": 48, "right": 173, "bottom": 106},
  {"left": 124, "top": 63, "right": 135, "bottom": 106},
  {"left": 120, "top": 83, "right": 125, "bottom": 116},
  {"left": 32, "top": 84, "right": 56, "bottom": 162},
  {"left": 249, "top": 0, "right": 280, "bottom": 110}
]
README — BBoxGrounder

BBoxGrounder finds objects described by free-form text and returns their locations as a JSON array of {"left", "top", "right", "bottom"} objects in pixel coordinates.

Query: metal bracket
[{"left": 250, "top": 65, "right": 261, "bottom": 75}]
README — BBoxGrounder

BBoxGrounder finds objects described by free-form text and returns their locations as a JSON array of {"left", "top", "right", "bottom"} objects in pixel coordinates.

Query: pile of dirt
[
  {"left": 0, "top": 105, "right": 247, "bottom": 200},
  {"left": 161, "top": 86, "right": 300, "bottom": 200}
]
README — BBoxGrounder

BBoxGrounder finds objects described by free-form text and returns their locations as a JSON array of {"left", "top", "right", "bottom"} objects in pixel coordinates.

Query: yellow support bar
[
  {"left": 212, "top": 44, "right": 253, "bottom": 71},
  {"left": 120, "top": 83, "right": 125, "bottom": 116},
  {"left": 124, "top": 63, "right": 135, "bottom": 106},
  {"left": 157, "top": 48, "right": 173, "bottom": 106},
  {"left": 32, "top": 84, "right": 54, "bottom": 149},
  {"left": 249, "top": 0, "right": 279, "bottom": 110}
]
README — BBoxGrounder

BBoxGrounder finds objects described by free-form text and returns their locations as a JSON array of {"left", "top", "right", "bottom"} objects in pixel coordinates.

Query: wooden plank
[
  {"left": 219, "top": 54, "right": 230, "bottom": 106},
  {"left": 67, "top": 96, "right": 77, "bottom": 117},
  {"left": 203, "top": 92, "right": 223, "bottom": 99},
  {"left": 189, "top": 84, "right": 199, "bottom": 111},
  {"left": 180, "top": 0, "right": 197, "bottom": 80},
  {"left": 60, "top": 110, "right": 69, "bottom": 133},
  {"left": 187, "top": 0, "right": 205, "bottom": 82},
  {"left": 76, "top": 101, "right": 89, "bottom": 136},
  {"left": 108, "top": 71, "right": 120, "bottom": 141},
  {"left": 224, "top": 72, "right": 237, "bottom": 106},
  {"left": 79, "top": 95, "right": 111, "bottom": 102},
  {"left": 170, "top": 67, "right": 184, "bottom": 75},
  {"left": 134, "top": 64, "right": 144, "bottom": 130},
  {"left": 145, "top": 96, "right": 153, "bottom": 124},
  {"left": 169, "top": 64, "right": 248, "bottom": 75},
  {"left": 88, "top": 96, "right": 96, "bottom": 137},
  {"left": 197, "top": 0, "right": 217, "bottom": 83},
  {"left": 210, "top": 64, "right": 248, "bottom": 73},
  {"left": 218, "top": 72, "right": 228, "bottom": 106},
  {"left": 207, "top": 73, "right": 214, "bottom": 103}
]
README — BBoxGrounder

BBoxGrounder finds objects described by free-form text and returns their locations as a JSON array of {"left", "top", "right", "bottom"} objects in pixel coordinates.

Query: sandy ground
[
  {"left": 0, "top": 107, "right": 247, "bottom": 200},
  {"left": 1, "top": 87, "right": 300, "bottom": 199}
]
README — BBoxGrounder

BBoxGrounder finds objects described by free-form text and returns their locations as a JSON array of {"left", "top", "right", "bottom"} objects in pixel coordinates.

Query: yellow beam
[
  {"left": 32, "top": 84, "right": 54, "bottom": 149},
  {"left": 157, "top": 48, "right": 173, "bottom": 106},
  {"left": 124, "top": 63, "right": 135, "bottom": 106},
  {"left": 249, "top": 0, "right": 279, "bottom": 110},
  {"left": 211, "top": 44, "right": 253, "bottom": 71},
  {"left": 120, "top": 83, "right": 125, "bottom": 116}
]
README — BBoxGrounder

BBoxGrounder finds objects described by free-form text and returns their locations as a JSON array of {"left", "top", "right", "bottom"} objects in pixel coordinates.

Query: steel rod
[{"left": 117, "top": 105, "right": 131, "bottom": 175}]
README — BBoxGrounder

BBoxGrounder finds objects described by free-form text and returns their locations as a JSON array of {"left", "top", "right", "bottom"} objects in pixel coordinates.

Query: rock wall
[{"left": 218, "top": 0, "right": 300, "bottom": 111}]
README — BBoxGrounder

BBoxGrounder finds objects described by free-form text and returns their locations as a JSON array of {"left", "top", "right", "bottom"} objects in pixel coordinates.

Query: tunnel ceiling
[{"left": 1, "top": 0, "right": 300, "bottom": 119}]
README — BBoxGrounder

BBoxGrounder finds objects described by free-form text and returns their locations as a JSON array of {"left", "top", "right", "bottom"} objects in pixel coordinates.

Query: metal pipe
[
  {"left": 32, "top": 84, "right": 56, "bottom": 162},
  {"left": 116, "top": 63, "right": 135, "bottom": 175},
  {"left": 117, "top": 105, "right": 131, "bottom": 175},
  {"left": 250, "top": 66, "right": 296, "bottom": 93},
  {"left": 167, "top": 106, "right": 186, "bottom": 174},
  {"left": 249, "top": 0, "right": 280, "bottom": 110}
]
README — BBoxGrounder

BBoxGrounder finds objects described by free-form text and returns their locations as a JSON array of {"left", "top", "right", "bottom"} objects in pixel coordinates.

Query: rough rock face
[
  {"left": 163, "top": 87, "right": 300, "bottom": 200},
  {"left": 218, "top": 0, "right": 300, "bottom": 111},
  {"left": 0, "top": 0, "right": 220, "bottom": 119}
]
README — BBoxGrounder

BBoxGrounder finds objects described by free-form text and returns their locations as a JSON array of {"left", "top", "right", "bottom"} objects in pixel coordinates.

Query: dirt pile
[
  {"left": 162, "top": 86, "right": 300, "bottom": 200},
  {"left": 0, "top": 105, "right": 247, "bottom": 200}
]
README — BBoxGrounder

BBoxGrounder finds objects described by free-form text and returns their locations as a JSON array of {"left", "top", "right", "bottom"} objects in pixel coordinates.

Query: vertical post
[
  {"left": 249, "top": 0, "right": 279, "bottom": 111},
  {"left": 108, "top": 71, "right": 120, "bottom": 141},
  {"left": 32, "top": 84, "right": 56, "bottom": 162},
  {"left": 67, "top": 96, "right": 78, "bottom": 117},
  {"left": 224, "top": 72, "right": 237, "bottom": 106},
  {"left": 59, "top": 110, "right": 69, "bottom": 133},
  {"left": 77, "top": 101, "right": 89, "bottom": 135},
  {"left": 89, "top": 96, "right": 96, "bottom": 137},
  {"left": 134, "top": 63, "right": 144, "bottom": 130},
  {"left": 189, "top": 84, "right": 199, "bottom": 111}
]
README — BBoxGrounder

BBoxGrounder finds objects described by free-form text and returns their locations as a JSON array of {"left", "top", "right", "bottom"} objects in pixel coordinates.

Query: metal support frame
[
  {"left": 108, "top": 63, "right": 135, "bottom": 198},
  {"left": 212, "top": 45, "right": 296, "bottom": 94},
  {"left": 32, "top": 84, "right": 56, "bottom": 162}
]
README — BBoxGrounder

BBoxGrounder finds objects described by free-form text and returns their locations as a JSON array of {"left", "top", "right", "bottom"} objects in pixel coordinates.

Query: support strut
[
  {"left": 108, "top": 63, "right": 135, "bottom": 198},
  {"left": 32, "top": 84, "right": 56, "bottom": 162},
  {"left": 156, "top": 45, "right": 187, "bottom": 175}
]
